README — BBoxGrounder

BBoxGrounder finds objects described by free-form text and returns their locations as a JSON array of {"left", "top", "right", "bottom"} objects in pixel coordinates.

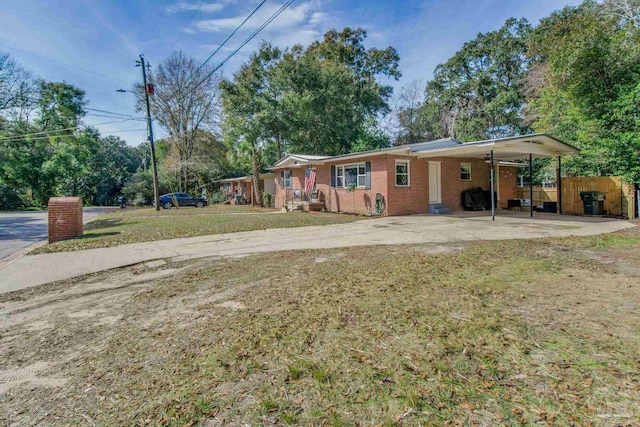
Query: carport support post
[
  {"left": 529, "top": 154, "right": 534, "bottom": 218},
  {"left": 490, "top": 150, "right": 495, "bottom": 221},
  {"left": 557, "top": 156, "right": 562, "bottom": 214}
]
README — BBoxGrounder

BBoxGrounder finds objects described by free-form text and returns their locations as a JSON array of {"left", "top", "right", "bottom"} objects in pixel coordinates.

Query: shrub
[
  {"left": 0, "top": 183, "right": 26, "bottom": 210},
  {"left": 209, "top": 191, "right": 228, "bottom": 204},
  {"left": 263, "top": 193, "right": 273, "bottom": 207}
]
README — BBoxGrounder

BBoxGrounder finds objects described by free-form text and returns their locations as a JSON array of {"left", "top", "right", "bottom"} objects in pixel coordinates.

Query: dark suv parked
[{"left": 159, "top": 193, "right": 208, "bottom": 209}]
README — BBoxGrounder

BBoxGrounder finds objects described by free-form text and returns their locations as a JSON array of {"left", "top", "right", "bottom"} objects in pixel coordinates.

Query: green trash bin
[{"left": 580, "top": 191, "right": 606, "bottom": 215}]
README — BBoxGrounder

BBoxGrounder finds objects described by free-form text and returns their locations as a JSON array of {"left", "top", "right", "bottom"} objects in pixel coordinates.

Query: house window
[
  {"left": 460, "top": 163, "right": 472, "bottom": 181},
  {"left": 336, "top": 163, "right": 366, "bottom": 188},
  {"left": 283, "top": 170, "right": 292, "bottom": 188},
  {"left": 396, "top": 161, "right": 410, "bottom": 187}
]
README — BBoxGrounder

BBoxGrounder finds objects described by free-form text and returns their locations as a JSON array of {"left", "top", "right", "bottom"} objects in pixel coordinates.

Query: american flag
[{"left": 304, "top": 169, "right": 316, "bottom": 196}]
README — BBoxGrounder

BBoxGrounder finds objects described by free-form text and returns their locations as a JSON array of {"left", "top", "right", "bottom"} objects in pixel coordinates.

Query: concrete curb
[
  {"left": 0, "top": 239, "right": 47, "bottom": 272},
  {"left": 0, "top": 207, "right": 116, "bottom": 273}
]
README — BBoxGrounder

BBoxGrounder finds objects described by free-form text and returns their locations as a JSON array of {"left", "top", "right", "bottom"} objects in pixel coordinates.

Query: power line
[
  {"left": 86, "top": 113, "right": 146, "bottom": 121},
  {"left": 0, "top": 42, "right": 135, "bottom": 85},
  {"left": 0, "top": 127, "right": 82, "bottom": 141},
  {"left": 3, "top": 96, "right": 146, "bottom": 119},
  {"left": 0, "top": 4, "right": 136, "bottom": 62},
  {"left": 2, "top": 91, "right": 146, "bottom": 122},
  {"left": 85, "top": 107, "right": 145, "bottom": 120},
  {"left": 1, "top": 96, "right": 146, "bottom": 120},
  {"left": 0, "top": 118, "right": 143, "bottom": 142},
  {"left": 0, "top": 127, "right": 146, "bottom": 143},
  {"left": 175, "top": 0, "right": 267, "bottom": 94},
  {"left": 183, "top": 0, "right": 295, "bottom": 98}
]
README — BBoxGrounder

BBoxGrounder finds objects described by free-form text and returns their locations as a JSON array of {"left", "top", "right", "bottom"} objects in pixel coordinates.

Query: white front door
[{"left": 429, "top": 161, "right": 442, "bottom": 203}]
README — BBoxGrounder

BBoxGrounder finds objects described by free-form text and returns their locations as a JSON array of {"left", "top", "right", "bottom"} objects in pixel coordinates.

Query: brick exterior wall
[
  {"left": 317, "top": 156, "right": 389, "bottom": 215},
  {"left": 428, "top": 157, "right": 492, "bottom": 211},
  {"left": 273, "top": 154, "right": 517, "bottom": 215},
  {"left": 384, "top": 155, "right": 430, "bottom": 216},
  {"left": 498, "top": 166, "right": 518, "bottom": 208},
  {"left": 48, "top": 197, "right": 83, "bottom": 243}
]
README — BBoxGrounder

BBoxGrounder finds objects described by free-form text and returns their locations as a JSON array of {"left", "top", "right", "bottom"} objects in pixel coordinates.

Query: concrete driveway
[
  {"left": 0, "top": 208, "right": 115, "bottom": 261},
  {"left": 0, "top": 212, "right": 633, "bottom": 295}
]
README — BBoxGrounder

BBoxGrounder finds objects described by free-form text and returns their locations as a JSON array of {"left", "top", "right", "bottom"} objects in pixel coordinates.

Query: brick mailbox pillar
[{"left": 48, "top": 197, "right": 83, "bottom": 243}]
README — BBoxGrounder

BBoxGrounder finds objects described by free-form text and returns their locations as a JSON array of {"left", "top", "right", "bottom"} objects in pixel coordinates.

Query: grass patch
[
  {"left": 31, "top": 205, "right": 364, "bottom": 254},
  {"left": 2, "top": 225, "right": 639, "bottom": 425}
]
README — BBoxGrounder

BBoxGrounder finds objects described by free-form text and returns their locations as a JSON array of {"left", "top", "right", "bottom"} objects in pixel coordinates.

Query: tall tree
[
  {"left": 139, "top": 51, "right": 220, "bottom": 192},
  {"left": 220, "top": 48, "right": 273, "bottom": 206},
  {"left": 37, "top": 81, "right": 86, "bottom": 131},
  {"left": 1, "top": 54, "right": 146, "bottom": 208},
  {"left": 419, "top": 18, "right": 532, "bottom": 141},
  {"left": 604, "top": 0, "right": 640, "bottom": 29},
  {"left": 1, "top": 81, "right": 89, "bottom": 205},
  {"left": 527, "top": 1, "right": 640, "bottom": 181},
  {"left": 287, "top": 27, "right": 400, "bottom": 154},
  {"left": 394, "top": 79, "right": 436, "bottom": 145},
  {"left": 220, "top": 28, "right": 401, "bottom": 204}
]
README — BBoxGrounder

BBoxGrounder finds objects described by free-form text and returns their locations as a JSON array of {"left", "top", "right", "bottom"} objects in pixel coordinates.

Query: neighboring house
[
  {"left": 271, "top": 134, "right": 579, "bottom": 216},
  {"left": 216, "top": 173, "right": 275, "bottom": 205}
]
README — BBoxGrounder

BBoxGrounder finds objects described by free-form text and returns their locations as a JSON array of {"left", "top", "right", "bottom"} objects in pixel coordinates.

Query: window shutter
[
  {"left": 365, "top": 162, "right": 371, "bottom": 189},
  {"left": 331, "top": 165, "right": 336, "bottom": 188},
  {"left": 280, "top": 171, "right": 284, "bottom": 189}
]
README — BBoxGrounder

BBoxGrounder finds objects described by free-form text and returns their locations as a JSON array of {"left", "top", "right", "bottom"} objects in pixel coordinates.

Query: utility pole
[{"left": 137, "top": 54, "right": 160, "bottom": 211}]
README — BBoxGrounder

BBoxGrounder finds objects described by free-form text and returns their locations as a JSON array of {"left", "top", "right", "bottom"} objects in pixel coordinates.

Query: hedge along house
[
  {"left": 272, "top": 134, "right": 579, "bottom": 218},
  {"left": 217, "top": 173, "right": 276, "bottom": 205}
]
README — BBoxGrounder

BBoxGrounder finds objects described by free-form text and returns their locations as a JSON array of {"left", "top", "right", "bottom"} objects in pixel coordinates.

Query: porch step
[
  {"left": 429, "top": 203, "right": 451, "bottom": 215},
  {"left": 286, "top": 201, "right": 304, "bottom": 212}
]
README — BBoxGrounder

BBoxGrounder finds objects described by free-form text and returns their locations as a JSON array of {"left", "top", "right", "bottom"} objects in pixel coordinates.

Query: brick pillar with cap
[{"left": 48, "top": 197, "right": 83, "bottom": 243}]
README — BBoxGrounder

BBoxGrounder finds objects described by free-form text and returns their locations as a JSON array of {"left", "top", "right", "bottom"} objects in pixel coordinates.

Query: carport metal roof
[
  {"left": 272, "top": 134, "right": 579, "bottom": 168},
  {"left": 414, "top": 133, "right": 579, "bottom": 161}
]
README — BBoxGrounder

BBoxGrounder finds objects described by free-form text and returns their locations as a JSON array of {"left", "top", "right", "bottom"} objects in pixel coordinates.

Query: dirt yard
[{"left": 1, "top": 225, "right": 639, "bottom": 426}]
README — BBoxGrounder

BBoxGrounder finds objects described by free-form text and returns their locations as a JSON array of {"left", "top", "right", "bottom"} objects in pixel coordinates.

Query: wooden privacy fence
[{"left": 517, "top": 176, "right": 636, "bottom": 218}]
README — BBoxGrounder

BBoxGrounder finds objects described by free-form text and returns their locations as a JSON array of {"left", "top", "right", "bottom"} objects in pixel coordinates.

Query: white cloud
[
  {"left": 190, "top": 1, "right": 319, "bottom": 33},
  {"left": 309, "top": 11, "right": 328, "bottom": 25},
  {"left": 165, "top": 2, "right": 226, "bottom": 14}
]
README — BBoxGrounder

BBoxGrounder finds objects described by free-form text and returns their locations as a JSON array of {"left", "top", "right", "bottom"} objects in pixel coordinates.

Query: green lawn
[
  {"left": 32, "top": 205, "right": 364, "bottom": 254},
  {"left": 3, "top": 224, "right": 639, "bottom": 425}
]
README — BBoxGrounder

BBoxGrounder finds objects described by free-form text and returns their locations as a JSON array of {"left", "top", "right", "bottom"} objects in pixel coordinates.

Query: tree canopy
[
  {"left": 0, "top": 54, "right": 145, "bottom": 208},
  {"left": 220, "top": 28, "right": 399, "bottom": 165},
  {"left": 525, "top": 0, "right": 640, "bottom": 181},
  {"left": 391, "top": 2, "right": 640, "bottom": 183}
]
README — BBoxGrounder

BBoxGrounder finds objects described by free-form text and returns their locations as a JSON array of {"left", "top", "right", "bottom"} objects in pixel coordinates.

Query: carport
[{"left": 415, "top": 134, "right": 581, "bottom": 220}]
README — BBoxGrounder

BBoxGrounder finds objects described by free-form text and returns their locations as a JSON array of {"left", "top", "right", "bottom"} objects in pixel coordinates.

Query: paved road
[
  {"left": 0, "top": 213, "right": 634, "bottom": 294},
  {"left": 0, "top": 208, "right": 114, "bottom": 261}
]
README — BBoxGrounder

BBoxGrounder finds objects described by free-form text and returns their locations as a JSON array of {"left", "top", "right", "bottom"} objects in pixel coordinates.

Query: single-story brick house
[
  {"left": 271, "top": 134, "right": 579, "bottom": 216},
  {"left": 217, "top": 173, "right": 275, "bottom": 205}
]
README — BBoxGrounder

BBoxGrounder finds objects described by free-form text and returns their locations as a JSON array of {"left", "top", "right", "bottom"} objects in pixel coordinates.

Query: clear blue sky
[{"left": 0, "top": 0, "right": 581, "bottom": 145}]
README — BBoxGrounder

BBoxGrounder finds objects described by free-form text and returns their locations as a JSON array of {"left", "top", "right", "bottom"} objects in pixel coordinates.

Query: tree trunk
[
  {"left": 252, "top": 154, "right": 263, "bottom": 208},
  {"left": 275, "top": 133, "right": 282, "bottom": 160}
]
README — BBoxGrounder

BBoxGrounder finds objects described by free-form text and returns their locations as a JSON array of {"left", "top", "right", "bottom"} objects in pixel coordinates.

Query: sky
[{"left": 0, "top": 0, "right": 582, "bottom": 146}]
